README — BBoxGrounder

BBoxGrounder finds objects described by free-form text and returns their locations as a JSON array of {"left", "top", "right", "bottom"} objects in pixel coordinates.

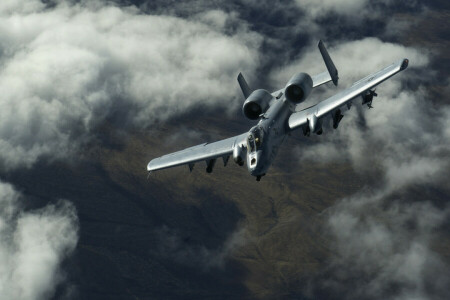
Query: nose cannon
[{"left": 247, "top": 150, "right": 266, "bottom": 181}]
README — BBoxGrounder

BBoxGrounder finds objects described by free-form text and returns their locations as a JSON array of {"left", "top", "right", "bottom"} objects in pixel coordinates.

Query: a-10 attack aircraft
[{"left": 147, "top": 40, "right": 409, "bottom": 181}]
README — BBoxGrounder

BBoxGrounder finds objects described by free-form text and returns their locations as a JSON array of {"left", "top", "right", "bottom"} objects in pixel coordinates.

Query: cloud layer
[
  {"left": 0, "top": 181, "right": 79, "bottom": 300},
  {"left": 295, "top": 0, "right": 371, "bottom": 18},
  {"left": 0, "top": 0, "right": 261, "bottom": 170},
  {"left": 314, "top": 191, "right": 450, "bottom": 300},
  {"left": 155, "top": 225, "right": 248, "bottom": 270}
]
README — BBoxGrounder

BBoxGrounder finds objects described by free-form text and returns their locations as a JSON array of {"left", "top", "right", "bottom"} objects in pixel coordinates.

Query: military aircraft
[{"left": 147, "top": 40, "right": 409, "bottom": 181}]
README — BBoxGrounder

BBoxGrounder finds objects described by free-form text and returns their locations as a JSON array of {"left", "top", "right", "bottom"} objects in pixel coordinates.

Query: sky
[{"left": 0, "top": 0, "right": 448, "bottom": 299}]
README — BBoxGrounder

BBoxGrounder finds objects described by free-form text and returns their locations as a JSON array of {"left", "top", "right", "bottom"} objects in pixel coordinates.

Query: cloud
[
  {"left": 0, "top": 0, "right": 262, "bottom": 170},
  {"left": 0, "top": 181, "right": 79, "bottom": 300},
  {"left": 155, "top": 225, "right": 248, "bottom": 270},
  {"left": 271, "top": 37, "right": 428, "bottom": 88},
  {"left": 294, "top": 0, "right": 371, "bottom": 18},
  {"left": 0, "top": 0, "right": 45, "bottom": 15},
  {"left": 293, "top": 0, "right": 421, "bottom": 20},
  {"left": 312, "top": 189, "right": 450, "bottom": 300}
]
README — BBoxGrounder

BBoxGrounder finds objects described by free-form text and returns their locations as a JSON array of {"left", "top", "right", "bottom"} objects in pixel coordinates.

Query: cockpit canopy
[{"left": 247, "top": 127, "right": 263, "bottom": 153}]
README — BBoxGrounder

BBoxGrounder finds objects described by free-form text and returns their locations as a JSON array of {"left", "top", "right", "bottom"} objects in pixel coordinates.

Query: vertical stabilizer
[
  {"left": 237, "top": 72, "right": 252, "bottom": 98},
  {"left": 318, "top": 40, "right": 339, "bottom": 86}
]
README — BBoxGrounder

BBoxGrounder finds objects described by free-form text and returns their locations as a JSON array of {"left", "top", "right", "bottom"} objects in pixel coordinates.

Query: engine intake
[
  {"left": 285, "top": 72, "right": 313, "bottom": 104},
  {"left": 242, "top": 89, "right": 272, "bottom": 120}
]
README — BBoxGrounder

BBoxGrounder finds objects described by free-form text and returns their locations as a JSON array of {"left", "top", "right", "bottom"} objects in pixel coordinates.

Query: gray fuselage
[{"left": 246, "top": 97, "right": 293, "bottom": 177}]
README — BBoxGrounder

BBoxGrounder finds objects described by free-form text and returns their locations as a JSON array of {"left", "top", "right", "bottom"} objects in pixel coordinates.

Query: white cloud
[
  {"left": 319, "top": 192, "right": 450, "bottom": 300},
  {"left": 293, "top": 0, "right": 418, "bottom": 21},
  {"left": 271, "top": 38, "right": 428, "bottom": 88},
  {"left": 155, "top": 225, "right": 248, "bottom": 270},
  {"left": 294, "top": 0, "right": 370, "bottom": 18},
  {"left": 289, "top": 0, "right": 424, "bottom": 45},
  {"left": 0, "top": 0, "right": 45, "bottom": 15},
  {"left": 0, "top": 0, "right": 262, "bottom": 170},
  {"left": 0, "top": 181, "right": 79, "bottom": 300}
]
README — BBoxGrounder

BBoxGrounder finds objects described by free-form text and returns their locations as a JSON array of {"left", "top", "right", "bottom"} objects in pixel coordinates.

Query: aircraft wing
[
  {"left": 288, "top": 58, "right": 409, "bottom": 131},
  {"left": 147, "top": 133, "right": 248, "bottom": 173}
]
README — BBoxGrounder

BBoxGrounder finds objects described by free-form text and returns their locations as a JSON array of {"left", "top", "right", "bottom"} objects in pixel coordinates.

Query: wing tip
[
  {"left": 147, "top": 161, "right": 154, "bottom": 172},
  {"left": 401, "top": 58, "right": 409, "bottom": 70}
]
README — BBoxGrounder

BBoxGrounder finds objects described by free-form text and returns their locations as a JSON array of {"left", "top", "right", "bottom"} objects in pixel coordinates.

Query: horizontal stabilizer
[
  {"left": 311, "top": 71, "right": 332, "bottom": 87},
  {"left": 237, "top": 72, "right": 252, "bottom": 98}
]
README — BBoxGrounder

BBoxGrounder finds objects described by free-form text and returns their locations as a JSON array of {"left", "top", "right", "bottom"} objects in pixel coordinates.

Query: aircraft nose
[{"left": 248, "top": 151, "right": 264, "bottom": 175}]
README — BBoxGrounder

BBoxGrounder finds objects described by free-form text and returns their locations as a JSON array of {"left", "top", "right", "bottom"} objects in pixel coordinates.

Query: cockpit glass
[
  {"left": 247, "top": 134, "right": 256, "bottom": 152},
  {"left": 247, "top": 127, "right": 263, "bottom": 153},
  {"left": 254, "top": 128, "right": 262, "bottom": 147}
]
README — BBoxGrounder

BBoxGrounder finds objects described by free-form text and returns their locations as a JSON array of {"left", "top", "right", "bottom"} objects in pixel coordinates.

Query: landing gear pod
[{"left": 233, "top": 145, "right": 245, "bottom": 166}]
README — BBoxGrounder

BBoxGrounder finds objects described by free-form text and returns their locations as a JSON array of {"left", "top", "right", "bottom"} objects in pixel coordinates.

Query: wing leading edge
[
  {"left": 147, "top": 133, "right": 248, "bottom": 173},
  {"left": 288, "top": 58, "right": 409, "bottom": 131}
]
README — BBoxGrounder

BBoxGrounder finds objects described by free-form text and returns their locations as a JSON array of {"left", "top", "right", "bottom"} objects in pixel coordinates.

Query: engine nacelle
[
  {"left": 242, "top": 89, "right": 272, "bottom": 120},
  {"left": 285, "top": 72, "right": 313, "bottom": 104},
  {"left": 233, "top": 145, "right": 245, "bottom": 166}
]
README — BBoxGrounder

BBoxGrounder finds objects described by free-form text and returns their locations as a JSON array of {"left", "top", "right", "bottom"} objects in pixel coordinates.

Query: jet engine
[
  {"left": 242, "top": 89, "right": 272, "bottom": 120},
  {"left": 285, "top": 72, "right": 313, "bottom": 104}
]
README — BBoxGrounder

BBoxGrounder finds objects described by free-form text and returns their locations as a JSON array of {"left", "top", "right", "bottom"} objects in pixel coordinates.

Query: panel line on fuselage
[{"left": 246, "top": 97, "right": 293, "bottom": 176}]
